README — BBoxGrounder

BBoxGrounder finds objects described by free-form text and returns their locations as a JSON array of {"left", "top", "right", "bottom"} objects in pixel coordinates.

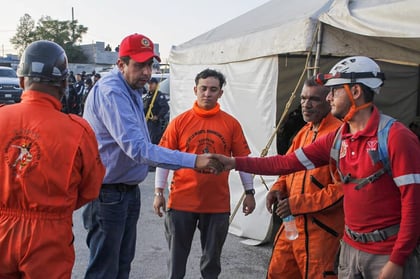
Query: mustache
[{"left": 302, "top": 110, "right": 316, "bottom": 114}]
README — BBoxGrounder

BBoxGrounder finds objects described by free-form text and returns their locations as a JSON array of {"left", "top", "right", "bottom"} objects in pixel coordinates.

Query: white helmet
[{"left": 324, "top": 56, "right": 385, "bottom": 94}]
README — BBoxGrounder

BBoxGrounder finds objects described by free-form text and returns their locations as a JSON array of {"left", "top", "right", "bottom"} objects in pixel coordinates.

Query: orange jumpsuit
[
  {"left": 267, "top": 113, "right": 344, "bottom": 279},
  {"left": 0, "top": 90, "right": 105, "bottom": 279}
]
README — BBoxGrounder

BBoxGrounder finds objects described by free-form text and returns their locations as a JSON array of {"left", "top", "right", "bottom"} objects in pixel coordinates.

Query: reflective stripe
[
  {"left": 295, "top": 148, "right": 315, "bottom": 170},
  {"left": 394, "top": 173, "right": 420, "bottom": 187}
]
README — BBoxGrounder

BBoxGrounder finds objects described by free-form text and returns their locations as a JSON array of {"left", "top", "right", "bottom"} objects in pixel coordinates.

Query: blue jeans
[{"left": 82, "top": 186, "right": 141, "bottom": 279}]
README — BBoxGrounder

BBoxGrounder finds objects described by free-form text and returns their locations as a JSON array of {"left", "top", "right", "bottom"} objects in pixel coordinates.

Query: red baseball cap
[{"left": 119, "top": 33, "right": 161, "bottom": 63}]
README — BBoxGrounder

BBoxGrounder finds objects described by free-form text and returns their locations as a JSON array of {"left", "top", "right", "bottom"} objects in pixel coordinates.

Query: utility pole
[{"left": 71, "top": 7, "right": 75, "bottom": 44}]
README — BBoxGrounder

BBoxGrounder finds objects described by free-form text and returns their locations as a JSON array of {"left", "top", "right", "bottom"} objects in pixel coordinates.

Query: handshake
[{"left": 195, "top": 154, "right": 236, "bottom": 174}]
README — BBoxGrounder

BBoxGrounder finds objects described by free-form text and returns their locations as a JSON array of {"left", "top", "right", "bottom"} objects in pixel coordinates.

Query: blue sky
[{"left": 0, "top": 0, "right": 270, "bottom": 61}]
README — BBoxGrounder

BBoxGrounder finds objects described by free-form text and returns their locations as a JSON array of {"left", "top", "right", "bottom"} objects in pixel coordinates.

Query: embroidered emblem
[
  {"left": 141, "top": 38, "right": 151, "bottom": 48},
  {"left": 366, "top": 140, "right": 378, "bottom": 152},
  {"left": 5, "top": 130, "right": 41, "bottom": 177},
  {"left": 339, "top": 140, "right": 348, "bottom": 159},
  {"left": 12, "top": 143, "right": 33, "bottom": 167}
]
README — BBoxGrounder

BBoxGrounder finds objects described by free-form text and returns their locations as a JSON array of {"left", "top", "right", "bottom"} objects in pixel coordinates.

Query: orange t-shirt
[{"left": 159, "top": 102, "right": 250, "bottom": 213}]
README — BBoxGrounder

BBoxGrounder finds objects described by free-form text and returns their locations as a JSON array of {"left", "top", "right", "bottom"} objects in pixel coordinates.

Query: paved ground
[{"left": 71, "top": 172, "right": 272, "bottom": 279}]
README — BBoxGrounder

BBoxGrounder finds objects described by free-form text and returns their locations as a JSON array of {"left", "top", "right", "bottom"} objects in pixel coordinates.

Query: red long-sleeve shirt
[{"left": 236, "top": 107, "right": 420, "bottom": 266}]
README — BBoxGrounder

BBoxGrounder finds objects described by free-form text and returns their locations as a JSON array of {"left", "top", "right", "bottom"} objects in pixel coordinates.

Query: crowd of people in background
[{"left": 61, "top": 70, "right": 101, "bottom": 115}]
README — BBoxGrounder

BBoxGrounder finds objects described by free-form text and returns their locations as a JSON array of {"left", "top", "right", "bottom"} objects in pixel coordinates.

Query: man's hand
[
  {"left": 207, "top": 154, "right": 236, "bottom": 171},
  {"left": 153, "top": 191, "right": 166, "bottom": 217},
  {"left": 266, "top": 190, "right": 281, "bottom": 213},
  {"left": 275, "top": 198, "right": 291, "bottom": 218},
  {"left": 195, "top": 154, "right": 224, "bottom": 174},
  {"left": 266, "top": 190, "right": 288, "bottom": 213},
  {"left": 243, "top": 194, "right": 256, "bottom": 216},
  {"left": 378, "top": 261, "right": 403, "bottom": 279}
]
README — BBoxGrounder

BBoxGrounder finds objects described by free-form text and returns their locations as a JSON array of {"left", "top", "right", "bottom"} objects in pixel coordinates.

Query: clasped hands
[
  {"left": 195, "top": 154, "right": 236, "bottom": 174},
  {"left": 266, "top": 190, "right": 291, "bottom": 218}
]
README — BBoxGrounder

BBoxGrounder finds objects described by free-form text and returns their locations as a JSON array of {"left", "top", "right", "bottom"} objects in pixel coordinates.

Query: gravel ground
[{"left": 71, "top": 172, "right": 272, "bottom": 279}]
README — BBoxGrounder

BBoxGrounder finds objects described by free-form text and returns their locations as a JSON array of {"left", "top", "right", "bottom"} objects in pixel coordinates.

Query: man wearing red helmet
[{"left": 213, "top": 56, "right": 420, "bottom": 279}]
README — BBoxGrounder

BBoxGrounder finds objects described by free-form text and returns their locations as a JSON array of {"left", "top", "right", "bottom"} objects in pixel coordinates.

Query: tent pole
[
  {"left": 229, "top": 24, "right": 320, "bottom": 226},
  {"left": 313, "top": 22, "right": 323, "bottom": 75},
  {"left": 229, "top": 53, "right": 313, "bottom": 225}
]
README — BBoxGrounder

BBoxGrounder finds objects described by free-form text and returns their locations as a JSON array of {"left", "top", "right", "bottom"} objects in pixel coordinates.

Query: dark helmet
[
  {"left": 17, "top": 40, "right": 69, "bottom": 85},
  {"left": 85, "top": 78, "right": 93, "bottom": 85},
  {"left": 149, "top": 77, "right": 158, "bottom": 84}
]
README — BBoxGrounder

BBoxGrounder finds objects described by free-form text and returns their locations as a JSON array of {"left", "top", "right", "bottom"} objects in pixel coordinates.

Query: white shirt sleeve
[
  {"left": 155, "top": 167, "right": 170, "bottom": 189},
  {"left": 239, "top": 171, "right": 254, "bottom": 191}
]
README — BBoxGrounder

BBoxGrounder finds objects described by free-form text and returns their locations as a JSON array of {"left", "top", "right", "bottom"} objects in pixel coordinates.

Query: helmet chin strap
[{"left": 342, "top": 84, "right": 372, "bottom": 123}]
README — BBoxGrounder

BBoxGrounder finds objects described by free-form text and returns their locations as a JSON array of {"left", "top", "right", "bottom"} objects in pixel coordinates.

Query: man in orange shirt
[
  {"left": 153, "top": 68, "right": 255, "bottom": 279},
  {"left": 0, "top": 40, "right": 105, "bottom": 279},
  {"left": 266, "top": 78, "right": 343, "bottom": 278}
]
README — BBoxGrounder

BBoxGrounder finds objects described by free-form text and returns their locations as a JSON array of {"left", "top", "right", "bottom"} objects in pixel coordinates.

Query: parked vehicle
[
  {"left": 151, "top": 73, "right": 169, "bottom": 83},
  {"left": 0, "top": 66, "right": 23, "bottom": 104},
  {"left": 157, "top": 76, "right": 170, "bottom": 128},
  {"left": 158, "top": 75, "right": 170, "bottom": 100}
]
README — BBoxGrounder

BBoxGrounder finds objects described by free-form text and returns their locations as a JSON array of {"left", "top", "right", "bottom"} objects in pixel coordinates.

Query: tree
[
  {"left": 10, "top": 14, "right": 88, "bottom": 62},
  {"left": 10, "top": 14, "right": 36, "bottom": 56}
]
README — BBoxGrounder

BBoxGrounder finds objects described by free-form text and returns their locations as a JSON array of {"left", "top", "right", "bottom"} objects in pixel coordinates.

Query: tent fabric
[
  {"left": 320, "top": 25, "right": 420, "bottom": 65},
  {"left": 170, "top": 0, "right": 420, "bottom": 65},
  {"left": 169, "top": 0, "right": 331, "bottom": 65},
  {"left": 168, "top": 0, "right": 420, "bottom": 242},
  {"left": 319, "top": 0, "right": 420, "bottom": 64},
  {"left": 319, "top": 0, "right": 420, "bottom": 38}
]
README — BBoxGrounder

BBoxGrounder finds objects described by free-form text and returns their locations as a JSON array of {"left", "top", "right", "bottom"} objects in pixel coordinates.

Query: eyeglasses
[{"left": 329, "top": 85, "right": 345, "bottom": 97}]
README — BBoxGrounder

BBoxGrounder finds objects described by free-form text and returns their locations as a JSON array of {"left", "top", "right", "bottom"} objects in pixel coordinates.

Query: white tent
[{"left": 168, "top": 0, "right": 420, "bottom": 243}]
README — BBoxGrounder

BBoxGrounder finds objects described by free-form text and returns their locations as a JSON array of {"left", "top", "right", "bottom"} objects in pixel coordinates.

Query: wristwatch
[{"left": 245, "top": 189, "right": 255, "bottom": 196}]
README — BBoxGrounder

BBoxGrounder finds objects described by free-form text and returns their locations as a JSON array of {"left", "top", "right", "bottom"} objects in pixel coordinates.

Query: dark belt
[
  {"left": 345, "top": 224, "right": 400, "bottom": 243},
  {"left": 101, "top": 183, "right": 138, "bottom": 192}
]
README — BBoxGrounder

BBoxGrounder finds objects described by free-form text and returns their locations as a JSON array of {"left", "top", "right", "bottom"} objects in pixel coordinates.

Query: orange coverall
[
  {"left": 0, "top": 90, "right": 105, "bottom": 279},
  {"left": 267, "top": 113, "right": 344, "bottom": 279}
]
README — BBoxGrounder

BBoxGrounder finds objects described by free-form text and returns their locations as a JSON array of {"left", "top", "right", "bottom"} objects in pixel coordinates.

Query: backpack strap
[
  {"left": 330, "top": 114, "right": 395, "bottom": 189},
  {"left": 376, "top": 114, "right": 395, "bottom": 176},
  {"left": 329, "top": 125, "right": 346, "bottom": 183},
  {"left": 352, "top": 168, "right": 388, "bottom": 190}
]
